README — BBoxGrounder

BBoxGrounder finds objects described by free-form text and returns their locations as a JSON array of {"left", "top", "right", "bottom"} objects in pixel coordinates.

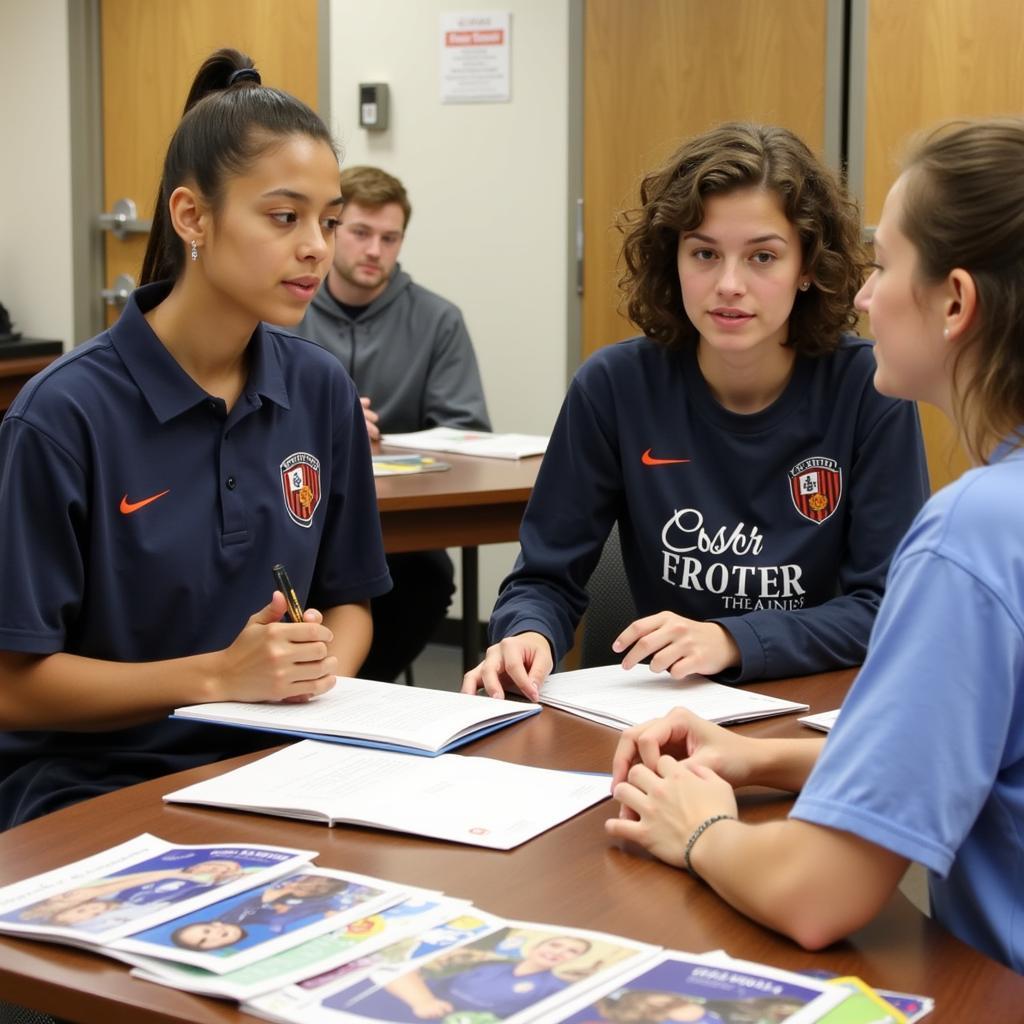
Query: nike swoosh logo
[
  {"left": 119, "top": 489, "right": 171, "bottom": 514},
  {"left": 641, "top": 449, "right": 691, "bottom": 466}
]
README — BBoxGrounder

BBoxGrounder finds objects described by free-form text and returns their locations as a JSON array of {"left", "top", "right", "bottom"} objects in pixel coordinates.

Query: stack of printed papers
[
  {"left": 371, "top": 453, "right": 450, "bottom": 477},
  {"left": 381, "top": 425, "right": 548, "bottom": 459},
  {"left": 0, "top": 834, "right": 934, "bottom": 1022}
]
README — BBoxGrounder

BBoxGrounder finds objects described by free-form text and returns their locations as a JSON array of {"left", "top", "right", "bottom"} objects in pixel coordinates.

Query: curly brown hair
[
  {"left": 618, "top": 122, "right": 867, "bottom": 356},
  {"left": 900, "top": 118, "right": 1024, "bottom": 461}
]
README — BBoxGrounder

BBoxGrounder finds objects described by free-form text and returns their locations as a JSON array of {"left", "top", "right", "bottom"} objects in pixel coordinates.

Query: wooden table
[
  {"left": 374, "top": 447, "right": 541, "bottom": 670},
  {"left": 1, "top": 669, "right": 1019, "bottom": 1022},
  {"left": 0, "top": 355, "right": 58, "bottom": 416}
]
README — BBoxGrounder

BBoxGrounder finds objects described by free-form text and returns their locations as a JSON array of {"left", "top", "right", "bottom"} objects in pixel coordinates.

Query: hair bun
[{"left": 227, "top": 67, "right": 261, "bottom": 87}]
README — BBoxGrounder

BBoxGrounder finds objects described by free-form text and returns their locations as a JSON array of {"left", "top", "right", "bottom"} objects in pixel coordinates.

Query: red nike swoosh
[
  {"left": 119, "top": 489, "right": 171, "bottom": 514},
  {"left": 641, "top": 449, "right": 691, "bottom": 466}
]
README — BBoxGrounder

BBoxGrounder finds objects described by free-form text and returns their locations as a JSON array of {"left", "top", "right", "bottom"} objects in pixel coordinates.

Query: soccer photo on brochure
[
  {"left": 308, "top": 922, "right": 656, "bottom": 1024},
  {"left": 605, "top": 118, "right": 1024, "bottom": 974},
  {"left": 0, "top": 835, "right": 315, "bottom": 945},
  {"left": 128, "top": 892, "right": 467, "bottom": 1003},
  {"left": 463, "top": 122, "right": 927, "bottom": 702},
  {"left": 112, "top": 867, "right": 405, "bottom": 973}
]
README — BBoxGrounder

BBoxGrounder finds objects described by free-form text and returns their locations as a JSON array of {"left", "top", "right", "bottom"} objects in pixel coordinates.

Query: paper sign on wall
[{"left": 440, "top": 11, "right": 511, "bottom": 103}]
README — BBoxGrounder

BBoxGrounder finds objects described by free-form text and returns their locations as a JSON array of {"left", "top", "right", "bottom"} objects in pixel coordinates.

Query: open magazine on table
[
  {"left": 172, "top": 675, "right": 539, "bottom": 756},
  {"left": 539, "top": 664, "right": 809, "bottom": 730},
  {"left": 163, "top": 739, "right": 611, "bottom": 849}
]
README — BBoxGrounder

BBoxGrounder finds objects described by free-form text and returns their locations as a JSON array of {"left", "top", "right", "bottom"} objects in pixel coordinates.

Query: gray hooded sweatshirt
[{"left": 296, "top": 266, "right": 490, "bottom": 434}]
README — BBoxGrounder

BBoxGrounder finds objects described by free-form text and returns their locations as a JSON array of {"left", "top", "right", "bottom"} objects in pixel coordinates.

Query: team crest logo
[
  {"left": 280, "top": 452, "right": 322, "bottom": 528},
  {"left": 789, "top": 457, "right": 842, "bottom": 524}
]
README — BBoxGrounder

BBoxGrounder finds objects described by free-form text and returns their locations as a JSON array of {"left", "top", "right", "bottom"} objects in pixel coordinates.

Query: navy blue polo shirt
[{"left": 0, "top": 281, "right": 391, "bottom": 827}]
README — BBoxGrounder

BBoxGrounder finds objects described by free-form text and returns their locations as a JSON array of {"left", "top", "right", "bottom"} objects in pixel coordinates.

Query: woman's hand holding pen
[{"left": 212, "top": 592, "right": 337, "bottom": 704}]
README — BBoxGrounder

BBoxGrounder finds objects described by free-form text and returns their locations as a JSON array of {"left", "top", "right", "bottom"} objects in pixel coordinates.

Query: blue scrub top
[{"left": 0, "top": 281, "right": 391, "bottom": 827}]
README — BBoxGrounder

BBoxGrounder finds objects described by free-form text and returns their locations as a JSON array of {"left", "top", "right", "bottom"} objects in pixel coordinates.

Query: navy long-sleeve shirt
[{"left": 489, "top": 336, "right": 929, "bottom": 682}]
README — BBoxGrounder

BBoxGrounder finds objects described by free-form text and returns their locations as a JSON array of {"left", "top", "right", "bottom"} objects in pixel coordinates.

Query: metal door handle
[
  {"left": 101, "top": 273, "right": 136, "bottom": 307},
  {"left": 97, "top": 198, "right": 152, "bottom": 240}
]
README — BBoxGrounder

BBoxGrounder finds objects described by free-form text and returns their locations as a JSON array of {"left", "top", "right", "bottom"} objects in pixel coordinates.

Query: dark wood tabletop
[{"left": 0, "top": 669, "right": 1019, "bottom": 1022}]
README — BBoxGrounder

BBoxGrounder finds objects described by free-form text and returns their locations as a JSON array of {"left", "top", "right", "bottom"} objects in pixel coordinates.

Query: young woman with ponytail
[{"left": 0, "top": 49, "right": 390, "bottom": 829}]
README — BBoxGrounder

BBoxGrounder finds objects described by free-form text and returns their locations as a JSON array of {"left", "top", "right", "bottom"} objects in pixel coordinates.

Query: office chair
[
  {"left": 0, "top": 1001, "right": 62, "bottom": 1024},
  {"left": 580, "top": 523, "right": 637, "bottom": 669}
]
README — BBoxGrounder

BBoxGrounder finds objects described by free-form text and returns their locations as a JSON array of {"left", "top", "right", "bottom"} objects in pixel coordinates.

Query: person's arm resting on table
[
  {"left": 0, "top": 591, "right": 366, "bottom": 732},
  {"left": 605, "top": 709, "right": 907, "bottom": 950}
]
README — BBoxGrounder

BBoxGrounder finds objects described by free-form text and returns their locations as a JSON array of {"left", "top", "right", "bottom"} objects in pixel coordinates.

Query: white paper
[
  {"left": 381, "top": 425, "right": 547, "bottom": 459},
  {"left": 540, "top": 664, "right": 809, "bottom": 730},
  {"left": 440, "top": 11, "right": 511, "bottom": 103},
  {"left": 165, "top": 740, "right": 611, "bottom": 850},
  {"left": 173, "top": 675, "right": 538, "bottom": 754},
  {"left": 799, "top": 707, "right": 840, "bottom": 732}
]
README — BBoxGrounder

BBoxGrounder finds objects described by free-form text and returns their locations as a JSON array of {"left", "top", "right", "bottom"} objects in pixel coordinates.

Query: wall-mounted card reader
[{"left": 359, "top": 83, "right": 389, "bottom": 131}]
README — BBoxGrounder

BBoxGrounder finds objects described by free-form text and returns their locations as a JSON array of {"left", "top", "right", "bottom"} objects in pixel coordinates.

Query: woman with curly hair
[
  {"left": 607, "top": 119, "right": 1024, "bottom": 969},
  {"left": 464, "top": 122, "right": 927, "bottom": 699}
]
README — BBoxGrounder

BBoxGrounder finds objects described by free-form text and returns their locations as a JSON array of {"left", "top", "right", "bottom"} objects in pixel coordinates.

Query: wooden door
[
  {"left": 582, "top": 0, "right": 830, "bottom": 361},
  {"left": 861, "top": 0, "right": 1024, "bottom": 489},
  {"left": 100, "top": 0, "right": 320, "bottom": 325}
]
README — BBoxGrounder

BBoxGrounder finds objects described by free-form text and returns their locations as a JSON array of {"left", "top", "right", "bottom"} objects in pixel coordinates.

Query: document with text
[
  {"left": 539, "top": 664, "right": 808, "bottom": 729},
  {"left": 172, "top": 676, "right": 539, "bottom": 756},
  {"left": 380, "top": 426, "right": 548, "bottom": 459},
  {"left": 164, "top": 740, "right": 612, "bottom": 850}
]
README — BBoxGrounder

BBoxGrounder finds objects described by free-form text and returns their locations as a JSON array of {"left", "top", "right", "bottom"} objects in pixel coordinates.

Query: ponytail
[{"left": 140, "top": 48, "right": 336, "bottom": 285}]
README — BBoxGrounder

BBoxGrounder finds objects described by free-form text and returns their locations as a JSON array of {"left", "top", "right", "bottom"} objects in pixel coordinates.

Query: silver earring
[
  {"left": 799, "top": 280, "right": 811, "bottom": 292},
  {"left": 943, "top": 327, "right": 950, "bottom": 340},
  {"left": 190, "top": 240, "right": 199, "bottom": 262}
]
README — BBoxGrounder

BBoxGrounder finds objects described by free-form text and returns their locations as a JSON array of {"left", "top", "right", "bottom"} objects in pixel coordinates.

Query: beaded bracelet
[{"left": 683, "top": 813, "right": 736, "bottom": 879}]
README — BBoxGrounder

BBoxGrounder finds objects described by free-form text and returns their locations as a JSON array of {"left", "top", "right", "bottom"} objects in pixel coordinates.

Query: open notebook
[
  {"left": 539, "top": 664, "right": 808, "bottom": 729},
  {"left": 163, "top": 740, "right": 611, "bottom": 849},
  {"left": 172, "top": 676, "right": 539, "bottom": 756}
]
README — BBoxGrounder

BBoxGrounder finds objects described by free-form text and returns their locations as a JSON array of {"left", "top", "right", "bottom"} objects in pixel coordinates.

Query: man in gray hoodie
[{"left": 296, "top": 166, "right": 490, "bottom": 682}]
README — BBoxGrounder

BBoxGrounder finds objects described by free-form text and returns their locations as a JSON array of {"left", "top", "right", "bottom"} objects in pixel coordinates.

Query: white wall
[
  {"left": 329, "top": 0, "right": 574, "bottom": 626},
  {"left": 0, "top": 0, "right": 74, "bottom": 347}
]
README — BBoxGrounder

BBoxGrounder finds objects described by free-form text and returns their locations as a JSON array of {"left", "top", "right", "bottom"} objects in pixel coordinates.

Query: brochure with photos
[{"left": 0, "top": 833, "right": 315, "bottom": 947}]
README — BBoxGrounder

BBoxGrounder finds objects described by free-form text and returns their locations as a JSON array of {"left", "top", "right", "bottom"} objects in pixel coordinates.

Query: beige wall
[
  {"left": 329, "top": 0, "right": 574, "bottom": 623},
  {"left": 0, "top": 0, "right": 75, "bottom": 347}
]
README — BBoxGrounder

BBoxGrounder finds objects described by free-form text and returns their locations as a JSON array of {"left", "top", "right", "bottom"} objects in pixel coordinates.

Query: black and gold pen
[{"left": 271, "top": 563, "right": 305, "bottom": 623}]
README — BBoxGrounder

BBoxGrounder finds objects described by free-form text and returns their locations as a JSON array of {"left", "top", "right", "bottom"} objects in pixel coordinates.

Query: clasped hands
[{"left": 603, "top": 708, "right": 749, "bottom": 867}]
